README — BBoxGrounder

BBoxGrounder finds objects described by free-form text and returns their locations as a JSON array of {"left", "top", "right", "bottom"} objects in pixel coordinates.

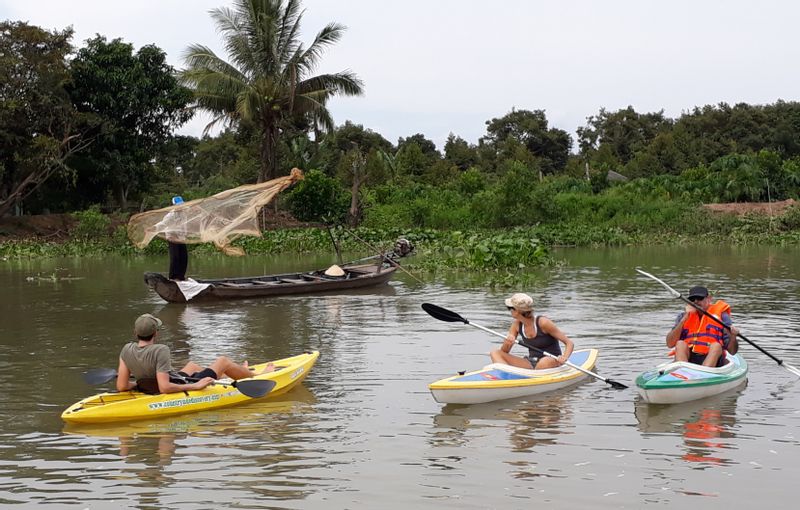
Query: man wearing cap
[
  {"left": 117, "top": 313, "right": 258, "bottom": 394},
  {"left": 666, "top": 286, "right": 739, "bottom": 367}
]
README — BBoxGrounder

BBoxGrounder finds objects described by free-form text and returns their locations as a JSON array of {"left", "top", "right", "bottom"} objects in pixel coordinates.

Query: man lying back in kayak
[
  {"left": 116, "top": 313, "right": 266, "bottom": 394},
  {"left": 665, "top": 286, "right": 739, "bottom": 367}
]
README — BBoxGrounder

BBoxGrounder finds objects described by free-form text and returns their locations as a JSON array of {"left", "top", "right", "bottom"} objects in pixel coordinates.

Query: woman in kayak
[{"left": 490, "top": 293, "right": 574, "bottom": 369}]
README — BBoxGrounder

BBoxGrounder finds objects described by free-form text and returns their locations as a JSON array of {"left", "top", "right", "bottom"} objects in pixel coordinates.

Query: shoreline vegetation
[{"left": 2, "top": 202, "right": 798, "bottom": 272}]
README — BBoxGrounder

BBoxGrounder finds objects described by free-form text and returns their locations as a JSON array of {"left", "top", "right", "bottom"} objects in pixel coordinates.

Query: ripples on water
[{"left": 0, "top": 246, "right": 798, "bottom": 508}]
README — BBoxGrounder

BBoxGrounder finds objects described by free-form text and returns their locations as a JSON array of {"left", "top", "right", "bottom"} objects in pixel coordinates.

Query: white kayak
[
  {"left": 635, "top": 352, "right": 748, "bottom": 404},
  {"left": 429, "top": 349, "right": 598, "bottom": 404}
]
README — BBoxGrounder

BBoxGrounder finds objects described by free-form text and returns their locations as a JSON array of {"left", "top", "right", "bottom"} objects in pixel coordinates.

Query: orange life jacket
[{"left": 681, "top": 300, "right": 731, "bottom": 355}]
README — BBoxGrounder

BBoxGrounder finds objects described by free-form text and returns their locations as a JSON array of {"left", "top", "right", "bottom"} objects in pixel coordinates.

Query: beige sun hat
[
  {"left": 324, "top": 264, "right": 346, "bottom": 277},
  {"left": 504, "top": 293, "right": 534, "bottom": 312}
]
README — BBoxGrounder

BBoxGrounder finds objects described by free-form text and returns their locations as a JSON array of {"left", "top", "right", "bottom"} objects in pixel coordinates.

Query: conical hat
[{"left": 324, "top": 264, "right": 345, "bottom": 277}]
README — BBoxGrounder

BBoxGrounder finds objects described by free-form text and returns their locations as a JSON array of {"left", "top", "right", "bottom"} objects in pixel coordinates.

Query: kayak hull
[
  {"left": 62, "top": 351, "right": 319, "bottom": 424},
  {"left": 429, "top": 349, "right": 598, "bottom": 404},
  {"left": 635, "top": 352, "right": 747, "bottom": 404}
]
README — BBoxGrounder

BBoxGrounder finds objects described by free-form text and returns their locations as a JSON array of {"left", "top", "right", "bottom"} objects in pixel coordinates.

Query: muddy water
[{"left": 0, "top": 245, "right": 797, "bottom": 508}]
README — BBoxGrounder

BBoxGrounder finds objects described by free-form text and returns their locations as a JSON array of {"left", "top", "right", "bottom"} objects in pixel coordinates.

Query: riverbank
[{"left": 1, "top": 202, "right": 799, "bottom": 265}]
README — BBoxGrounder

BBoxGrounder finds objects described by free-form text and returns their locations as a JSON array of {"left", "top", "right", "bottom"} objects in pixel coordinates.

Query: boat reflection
[
  {"left": 634, "top": 391, "right": 741, "bottom": 466},
  {"left": 432, "top": 391, "right": 573, "bottom": 452}
]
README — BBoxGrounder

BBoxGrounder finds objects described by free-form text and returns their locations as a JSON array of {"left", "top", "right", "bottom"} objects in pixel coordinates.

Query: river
[{"left": 0, "top": 245, "right": 798, "bottom": 508}]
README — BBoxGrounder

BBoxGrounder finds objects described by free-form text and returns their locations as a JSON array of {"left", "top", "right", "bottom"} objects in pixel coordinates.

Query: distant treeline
[{"left": 2, "top": 19, "right": 800, "bottom": 235}]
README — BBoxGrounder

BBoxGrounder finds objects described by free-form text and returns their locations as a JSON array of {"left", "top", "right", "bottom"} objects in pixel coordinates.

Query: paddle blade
[
  {"left": 83, "top": 368, "right": 118, "bottom": 385},
  {"left": 608, "top": 379, "right": 628, "bottom": 390},
  {"left": 233, "top": 379, "right": 277, "bottom": 398},
  {"left": 421, "top": 303, "right": 468, "bottom": 324}
]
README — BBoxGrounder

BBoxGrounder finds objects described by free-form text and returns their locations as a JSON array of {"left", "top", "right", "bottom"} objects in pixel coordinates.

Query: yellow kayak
[{"left": 62, "top": 351, "right": 319, "bottom": 424}]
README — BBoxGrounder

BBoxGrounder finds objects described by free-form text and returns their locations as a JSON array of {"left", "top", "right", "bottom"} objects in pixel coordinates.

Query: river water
[{"left": 0, "top": 245, "right": 798, "bottom": 509}]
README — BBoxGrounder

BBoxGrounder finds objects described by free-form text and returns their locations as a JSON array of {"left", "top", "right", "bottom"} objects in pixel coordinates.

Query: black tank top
[{"left": 519, "top": 316, "right": 561, "bottom": 358}]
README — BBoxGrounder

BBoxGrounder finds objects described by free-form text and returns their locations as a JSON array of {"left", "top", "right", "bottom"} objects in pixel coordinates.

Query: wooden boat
[
  {"left": 429, "top": 349, "right": 598, "bottom": 404},
  {"left": 635, "top": 352, "right": 748, "bottom": 404},
  {"left": 62, "top": 351, "right": 319, "bottom": 424},
  {"left": 144, "top": 262, "right": 397, "bottom": 303}
]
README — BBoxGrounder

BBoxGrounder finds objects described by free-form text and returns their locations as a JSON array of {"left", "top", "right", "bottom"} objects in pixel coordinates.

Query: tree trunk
[{"left": 259, "top": 122, "right": 278, "bottom": 183}]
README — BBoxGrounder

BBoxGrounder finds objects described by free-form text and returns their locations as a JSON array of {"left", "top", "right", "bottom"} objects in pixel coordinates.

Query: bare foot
[{"left": 249, "top": 362, "right": 275, "bottom": 376}]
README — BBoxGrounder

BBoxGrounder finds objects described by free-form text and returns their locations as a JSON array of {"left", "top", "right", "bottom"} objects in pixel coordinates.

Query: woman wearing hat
[
  {"left": 666, "top": 285, "right": 739, "bottom": 367},
  {"left": 490, "top": 293, "right": 574, "bottom": 369}
]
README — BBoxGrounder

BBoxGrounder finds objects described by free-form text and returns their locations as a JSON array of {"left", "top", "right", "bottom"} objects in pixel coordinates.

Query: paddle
[
  {"left": 82, "top": 368, "right": 277, "bottom": 398},
  {"left": 421, "top": 303, "right": 628, "bottom": 389},
  {"left": 636, "top": 268, "right": 800, "bottom": 378}
]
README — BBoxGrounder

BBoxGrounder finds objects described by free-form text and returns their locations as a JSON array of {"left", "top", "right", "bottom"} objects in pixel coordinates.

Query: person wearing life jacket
[{"left": 666, "top": 286, "right": 739, "bottom": 367}]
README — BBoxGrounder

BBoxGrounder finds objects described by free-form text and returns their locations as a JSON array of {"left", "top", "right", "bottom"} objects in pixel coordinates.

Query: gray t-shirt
[{"left": 120, "top": 342, "right": 172, "bottom": 379}]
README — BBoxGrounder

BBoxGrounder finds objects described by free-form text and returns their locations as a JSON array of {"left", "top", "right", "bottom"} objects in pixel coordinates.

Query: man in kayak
[
  {"left": 116, "top": 313, "right": 263, "bottom": 394},
  {"left": 666, "top": 286, "right": 739, "bottom": 367},
  {"left": 490, "top": 292, "right": 574, "bottom": 369}
]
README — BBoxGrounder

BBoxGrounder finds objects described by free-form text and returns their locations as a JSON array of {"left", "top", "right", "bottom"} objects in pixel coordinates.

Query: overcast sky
[{"left": 3, "top": 0, "right": 799, "bottom": 150}]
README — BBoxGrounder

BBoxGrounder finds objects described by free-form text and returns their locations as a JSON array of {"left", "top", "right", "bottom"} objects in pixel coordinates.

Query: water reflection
[
  {"left": 634, "top": 391, "right": 741, "bottom": 467},
  {"left": 433, "top": 393, "right": 571, "bottom": 447}
]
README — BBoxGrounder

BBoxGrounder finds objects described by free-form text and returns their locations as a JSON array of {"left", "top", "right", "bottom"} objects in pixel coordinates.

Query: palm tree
[{"left": 180, "top": 0, "right": 363, "bottom": 182}]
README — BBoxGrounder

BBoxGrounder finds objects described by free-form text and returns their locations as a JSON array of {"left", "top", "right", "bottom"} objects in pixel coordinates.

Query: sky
[{"left": 3, "top": 0, "right": 799, "bottom": 150}]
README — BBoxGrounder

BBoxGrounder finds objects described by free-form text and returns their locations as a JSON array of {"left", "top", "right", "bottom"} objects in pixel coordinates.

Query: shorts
[
  {"left": 177, "top": 367, "right": 218, "bottom": 380},
  {"left": 524, "top": 356, "right": 540, "bottom": 368}
]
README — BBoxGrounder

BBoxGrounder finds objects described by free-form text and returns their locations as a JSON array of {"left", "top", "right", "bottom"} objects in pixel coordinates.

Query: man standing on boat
[{"left": 666, "top": 286, "right": 739, "bottom": 367}]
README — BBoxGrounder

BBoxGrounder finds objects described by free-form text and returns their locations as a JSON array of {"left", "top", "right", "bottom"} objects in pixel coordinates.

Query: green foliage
[
  {"left": 71, "top": 207, "right": 111, "bottom": 241},
  {"left": 286, "top": 170, "right": 349, "bottom": 223},
  {"left": 66, "top": 35, "right": 193, "bottom": 210},
  {"left": 0, "top": 21, "right": 85, "bottom": 217}
]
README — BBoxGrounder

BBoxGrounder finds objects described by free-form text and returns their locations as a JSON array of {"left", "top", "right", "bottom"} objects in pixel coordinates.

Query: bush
[{"left": 71, "top": 206, "right": 111, "bottom": 241}]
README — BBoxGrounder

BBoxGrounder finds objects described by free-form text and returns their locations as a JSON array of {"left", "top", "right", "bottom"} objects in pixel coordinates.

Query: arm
[
  {"left": 539, "top": 317, "right": 574, "bottom": 364},
  {"left": 722, "top": 313, "right": 739, "bottom": 354},
  {"left": 501, "top": 322, "right": 520, "bottom": 353},
  {"left": 666, "top": 306, "right": 692, "bottom": 347},
  {"left": 116, "top": 358, "right": 136, "bottom": 392},
  {"left": 155, "top": 371, "right": 214, "bottom": 394}
]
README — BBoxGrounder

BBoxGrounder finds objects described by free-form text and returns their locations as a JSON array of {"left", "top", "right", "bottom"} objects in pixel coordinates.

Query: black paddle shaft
[{"left": 81, "top": 369, "right": 275, "bottom": 398}]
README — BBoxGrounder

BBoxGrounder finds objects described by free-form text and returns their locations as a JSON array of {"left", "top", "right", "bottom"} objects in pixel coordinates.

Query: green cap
[{"left": 134, "top": 314, "right": 162, "bottom": 338}]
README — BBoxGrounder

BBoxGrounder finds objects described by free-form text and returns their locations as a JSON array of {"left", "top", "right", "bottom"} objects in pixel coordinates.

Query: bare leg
[
  {"left": 207, "top": 356, "right": 252, "bottom": 380},
  {"left": 534, "top": 357, "right": 560, "bottom": 369},
  {"left": 178, "top": 361, "right": 204, "bottom": 375},
  {"left": 674, "top": 341, "right": 690, "bottom": 362},
  {"left": 703, "top": 343, "right": 724, "bottom": 367},
  {"left": 490, "top": 349, "right": 535, "bottom": 369}
]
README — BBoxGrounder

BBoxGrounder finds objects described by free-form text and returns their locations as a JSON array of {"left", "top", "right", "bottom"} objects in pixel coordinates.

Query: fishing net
[{"left": 127, "top": 168, "right": 304, "bottom": 256}]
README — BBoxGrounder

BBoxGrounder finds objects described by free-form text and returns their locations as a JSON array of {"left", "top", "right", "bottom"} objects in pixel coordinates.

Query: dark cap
[
  {"left": 134, "top": 313, "right": 162, "bottom": 338},
  {"left": 687, "top": 286, "right": 709, "bottom": 300}
]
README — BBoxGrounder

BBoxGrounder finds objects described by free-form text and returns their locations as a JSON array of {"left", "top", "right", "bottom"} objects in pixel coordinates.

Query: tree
[
  {"left": 0, "top": 22, "right": 91, "bottom": 217},
  {"left": 444, "top": 133, "right": 478, "bottom": 171},
  {"left": 67, "top": 36, "right": 193, "bottom": 209},
  {"left": 481, "top": 109, "right": 572, "bottom": 176},
  {"left": 180, "top": 0, "right": 364, "bottom": 183},
  {"left": 577, "top": 106, "right": 672, "bottom": 167}
]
